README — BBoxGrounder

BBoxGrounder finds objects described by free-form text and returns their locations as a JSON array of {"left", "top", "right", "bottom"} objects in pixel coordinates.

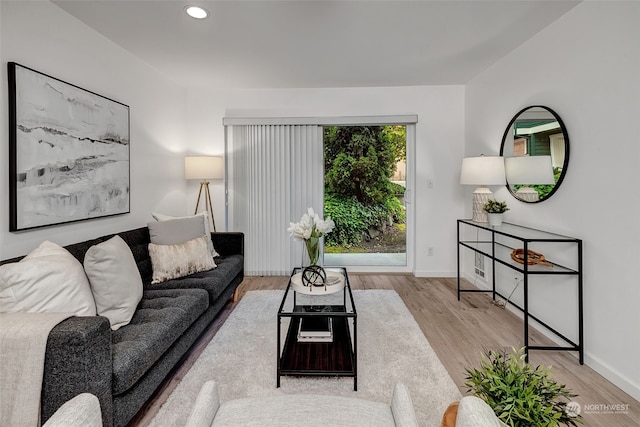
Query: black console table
[{"left": 457, "top": 219, "right": 583, "bottom": 364}]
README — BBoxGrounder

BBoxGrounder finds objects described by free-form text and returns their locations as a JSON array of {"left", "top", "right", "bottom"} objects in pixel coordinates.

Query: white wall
[
  {"left": 0, "top": 1, "right": 189, "bottom": 259},
  {"left": 185, "top": 85, "right": 466, "bottom": 276},
  {"left": 0, "top": 2, "right": 467, "bottom": 276},
  {"left": 465, "top": 1, "right": 640, "bottom": 400}
]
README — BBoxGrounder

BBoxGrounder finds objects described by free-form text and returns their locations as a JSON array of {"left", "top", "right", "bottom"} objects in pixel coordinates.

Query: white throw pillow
[
  {"left": 0, "top": 241, "right": 96, "bottom": 316},
  {"left": 151, "top": 212, "right": 219, "bottom": 257},
  {"left": 84, "top": 235, "right": 143, "bottom": 330},
  {"left": 148, "top": 235, "right": 216, "bottom": 284}
]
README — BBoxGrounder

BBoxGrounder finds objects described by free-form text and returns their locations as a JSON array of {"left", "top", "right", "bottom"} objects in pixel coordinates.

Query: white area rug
[{"left": 150, "top": 290, "right": 461, "bottom": 426}]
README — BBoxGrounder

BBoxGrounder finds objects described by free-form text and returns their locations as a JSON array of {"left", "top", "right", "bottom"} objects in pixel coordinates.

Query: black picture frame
[{"left": 8, "top": 62, "right": 130, "bottom": 231}]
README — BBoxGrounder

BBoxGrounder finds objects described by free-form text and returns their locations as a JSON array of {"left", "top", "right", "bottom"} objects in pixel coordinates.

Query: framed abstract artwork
[{"left": 8, "top": 62, "right": 130, "bottom": 231}]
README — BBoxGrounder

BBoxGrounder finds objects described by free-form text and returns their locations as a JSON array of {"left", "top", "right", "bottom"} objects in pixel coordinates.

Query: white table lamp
[
  {"left": 185, "top": 156, "right": 224, "bottom": 231},
  {"left": 505, "top": 156, "right": 554, "bottom": 202},
  {"left": 460, "top": 156, "right": 506, "bottom": 222}
]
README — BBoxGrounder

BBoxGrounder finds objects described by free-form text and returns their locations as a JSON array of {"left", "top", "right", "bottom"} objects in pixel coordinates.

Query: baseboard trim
[{"left": 583, "top": 354, "right": 640, "bottom": 402}]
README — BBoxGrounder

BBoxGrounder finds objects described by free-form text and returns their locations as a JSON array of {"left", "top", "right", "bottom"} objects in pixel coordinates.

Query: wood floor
[{"left": 130, "top": 275, "right": 639, "bottom": 427}]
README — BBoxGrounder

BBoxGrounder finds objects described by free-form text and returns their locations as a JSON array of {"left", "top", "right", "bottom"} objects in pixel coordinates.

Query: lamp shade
[
  {"left": 460, "top": 156, "right": 505, "bottom": 185},
  {"left": 505, "top": 156, "right": 554, "bottom": 185},
  {"left": 185, "top": 156, "right": 224, "bottom": 180}
]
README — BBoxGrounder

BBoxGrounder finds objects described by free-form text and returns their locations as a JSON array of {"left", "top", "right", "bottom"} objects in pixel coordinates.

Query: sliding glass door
[
  {"left": 224, "top": 117, "right": 415, "bottom": 275},
  {"left": 322, "top": 125, "right": 408, "bottom": 268}
]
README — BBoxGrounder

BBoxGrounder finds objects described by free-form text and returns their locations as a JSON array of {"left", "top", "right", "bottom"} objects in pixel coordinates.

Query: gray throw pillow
[
  {"left": 151, "top": 212, "right": 219, "bottom": 257},
  {"left": 147, "top": 216, "right": 206, "bottom": 246}
]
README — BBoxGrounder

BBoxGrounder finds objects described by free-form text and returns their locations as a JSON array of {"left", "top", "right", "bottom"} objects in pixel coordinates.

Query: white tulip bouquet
[{"left": 288, "top": 207, "right": 335, "bottom": 266}]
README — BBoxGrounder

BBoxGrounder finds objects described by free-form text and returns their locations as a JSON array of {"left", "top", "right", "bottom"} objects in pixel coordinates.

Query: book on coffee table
[{"left": 297, "top": 317, "right": 333, "bottom": 342}]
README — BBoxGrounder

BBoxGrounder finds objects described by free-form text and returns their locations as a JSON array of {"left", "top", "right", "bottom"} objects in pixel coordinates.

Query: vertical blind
[{"left": 227, "top": 125, "right": 323, "bottom": 275}]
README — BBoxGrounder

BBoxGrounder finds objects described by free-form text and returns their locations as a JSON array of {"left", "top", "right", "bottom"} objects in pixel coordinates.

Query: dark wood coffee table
[{"left": 277, "top": 267, "right": 357, "bottom": 390}]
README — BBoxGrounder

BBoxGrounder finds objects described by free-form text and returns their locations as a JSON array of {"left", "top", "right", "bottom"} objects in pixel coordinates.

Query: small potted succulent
[{"left": 483, "top": 199, "right": 509, "bottom": 226}]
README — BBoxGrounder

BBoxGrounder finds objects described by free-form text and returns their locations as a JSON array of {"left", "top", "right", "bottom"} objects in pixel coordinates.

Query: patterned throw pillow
[{"left": 148, "top": 235, "right": 216, "bottom": 284}]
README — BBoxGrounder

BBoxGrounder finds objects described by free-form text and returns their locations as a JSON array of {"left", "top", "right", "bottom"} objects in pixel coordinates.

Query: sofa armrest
[
  {"left": 391, "top": 383, "right": 418, "bottom": 427},
  {"left": 211, "top": 232, "right": 244, "bottom": 258},
  {"left": 456, "top": 396, "right": 506, "bottom": 427},
  {"left": 41, "top": 316, "right": 113, "bottom": 427},
  {"left": 186, "top": 380, "right": 221, "bottom": 427}
]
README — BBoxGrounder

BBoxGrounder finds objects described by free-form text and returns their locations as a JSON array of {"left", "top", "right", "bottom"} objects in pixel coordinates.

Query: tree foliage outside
[
  {"left": 324, "top": 126, "right": 404, "bottom": 204},
  {"left": 324, "top": 125, "right": 406, "bottom": 248},
  {"left": 382, "top": 125, "right": 406, "bottom": 162}
]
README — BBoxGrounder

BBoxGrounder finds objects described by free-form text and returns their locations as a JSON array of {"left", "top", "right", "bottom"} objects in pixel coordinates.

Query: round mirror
[{"left": 500, "top": 106, "right": 569, "bottom": 203}]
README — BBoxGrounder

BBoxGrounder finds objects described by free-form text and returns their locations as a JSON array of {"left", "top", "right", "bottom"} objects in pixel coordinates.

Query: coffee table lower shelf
[{"left": 278, "top": 307, "right": 357, "bottom": 390}]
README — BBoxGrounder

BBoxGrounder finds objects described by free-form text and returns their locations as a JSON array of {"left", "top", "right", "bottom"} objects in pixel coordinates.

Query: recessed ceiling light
[{"left": 185, "top": 5, "right": 209, "bottom": 19}]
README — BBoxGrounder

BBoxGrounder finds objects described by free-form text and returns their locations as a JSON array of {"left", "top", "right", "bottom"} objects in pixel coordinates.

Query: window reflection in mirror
[{"left": 500, "top": 106, "right": 569, "bottom": 203}]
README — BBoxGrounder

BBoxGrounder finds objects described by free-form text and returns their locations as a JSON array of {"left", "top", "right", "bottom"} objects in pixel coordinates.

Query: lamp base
[
  {"left": 472, "top": 186, "right": 492, "bottom": 222},
  {"left": 515, "top": 186, "right": 539, "bottom": 202}
]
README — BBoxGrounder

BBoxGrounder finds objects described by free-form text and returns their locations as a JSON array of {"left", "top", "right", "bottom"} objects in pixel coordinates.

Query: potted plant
[
  {"left": 465, "top": 347, "right": 582, "bottom": 426},
  {"left": 483, "top": 199, "right": 509, "bottom": 226}
]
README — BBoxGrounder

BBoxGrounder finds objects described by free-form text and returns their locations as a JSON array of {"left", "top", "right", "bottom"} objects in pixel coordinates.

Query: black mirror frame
[{"left": 500, "top": 105, "right": 570, "bottom": 203}]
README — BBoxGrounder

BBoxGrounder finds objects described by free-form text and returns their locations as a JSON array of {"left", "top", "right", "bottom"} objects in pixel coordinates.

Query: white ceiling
[{"left": 52, "top": 0, "right": 580, "bottom": 90}]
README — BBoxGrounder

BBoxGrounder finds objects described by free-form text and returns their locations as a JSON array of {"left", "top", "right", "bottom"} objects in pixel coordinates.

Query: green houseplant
[
  {"left": 465, "top": 347, "right": 582, "bottom": 426},
  {"left": 483, "top": 199, "right": 509, "bottom": 226},
  {"left": 483, "top": 199, "right": 509, "bottom": 214}
]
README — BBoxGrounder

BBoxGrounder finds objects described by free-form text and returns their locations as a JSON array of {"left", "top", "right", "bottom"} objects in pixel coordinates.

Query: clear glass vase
[{"left": 305, "top": 236, "right": 320, "bottom": 266}]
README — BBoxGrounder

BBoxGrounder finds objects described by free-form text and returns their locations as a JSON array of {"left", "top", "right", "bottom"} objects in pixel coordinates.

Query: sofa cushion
[
  {"left": 150, "top": 254, "right": 243, "bottom": 303},
  {"left": 0, "top": 241, "right": 96, "bottom": 316},
  {"left": 213, "top": 394, "right": 395, "bottom": 427},
  {"left": 111, "top": 288, "right": 209, "bottom": 395},
  {"left": 84, "top": 235, "right": 143, "bottom": 330}
]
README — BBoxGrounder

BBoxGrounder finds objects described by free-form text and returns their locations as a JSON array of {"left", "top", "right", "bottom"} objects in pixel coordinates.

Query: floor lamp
[
  {"left": 185, "top": 156, "right": 224, "bottom": 231},
  {"left": 460, "top": 156, "right": 506, "bottom": 222}
]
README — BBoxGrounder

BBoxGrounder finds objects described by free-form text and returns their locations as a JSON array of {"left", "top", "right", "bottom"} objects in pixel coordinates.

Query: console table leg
[
  {"left": 277, "top": 315, "right": 281, "bottom": 388},
  {"left": 523, "top": 244, "right": 529, "bottom": 363}
]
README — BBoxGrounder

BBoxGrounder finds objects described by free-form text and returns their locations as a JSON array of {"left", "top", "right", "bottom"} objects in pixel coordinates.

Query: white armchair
[{"left": 186, "top": 380, "right": 418, "bottom": 427}]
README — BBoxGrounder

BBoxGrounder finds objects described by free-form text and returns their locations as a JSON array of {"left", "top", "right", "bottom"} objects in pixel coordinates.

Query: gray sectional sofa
[{"left": 0, "top": 227, "right": 244, "bottom": 427}]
